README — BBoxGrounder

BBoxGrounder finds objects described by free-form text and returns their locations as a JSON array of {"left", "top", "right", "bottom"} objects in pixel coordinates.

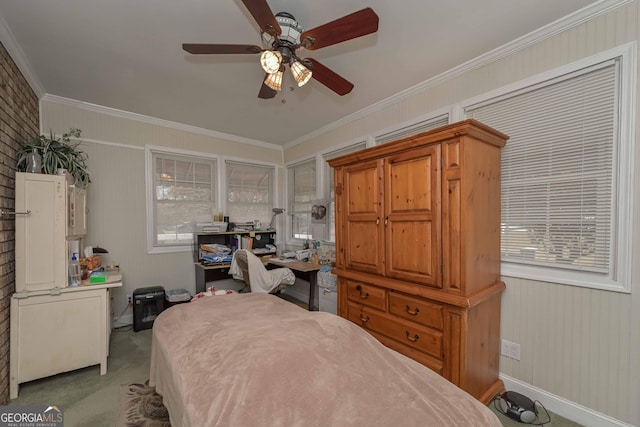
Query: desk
[
  {"left": 194, "top": 258, "right": 321, "bottom": 311},
  {"left": 266, "top": 258, "right": 321, "bottom": 311},
  {"left": 195, "top": 263, "right": 231, "bottom": 294}
]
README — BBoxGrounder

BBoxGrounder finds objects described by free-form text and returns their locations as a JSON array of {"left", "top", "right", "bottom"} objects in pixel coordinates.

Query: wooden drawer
[
  {"left": 345, "top": 280, "right": 386, "bottom": 311},
  {"left": 374, "top": 333, "right": 444, "bottom": 376},
  {"left": 388, "top": 292, "right": 444, "bottom": 331},
  {"left": 346, "top": 300, "right": 377, "bottom": 328},
  {"left": 368, "top": 314, "right": 442, "bottom": 360},
  {"left": 349, "top": 302, "right": 443, "bottom": 360}
]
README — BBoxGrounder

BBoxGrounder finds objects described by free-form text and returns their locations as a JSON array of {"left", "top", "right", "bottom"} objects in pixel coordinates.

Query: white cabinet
[
  {"left": 15, "top": 173, "right": 67, "bottom": 293},
  {"left": 11, "top": 172, "right": 118, "bottom": 399},
  {"left": 9, "top": 280, "right": 122, "bottom": 399},
  {"left": 67, "top": 183, "right": 87, "bottom": 237},
  {"left": 15, "top": 172, "right": 88, "bottom": 293}
]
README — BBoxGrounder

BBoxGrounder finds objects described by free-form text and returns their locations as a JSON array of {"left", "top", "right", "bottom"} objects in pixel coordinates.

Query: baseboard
[
  {"left": 500, "top": 374, "right": 633, "bottom": 427},
  {"left": 112, "top": 314, "right": 133, "bottom": 329}
]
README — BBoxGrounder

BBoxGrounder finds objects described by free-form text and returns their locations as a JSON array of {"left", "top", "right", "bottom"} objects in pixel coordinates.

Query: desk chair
[{"left": 230, "top": 249, "right": 295, "bottom": 294}]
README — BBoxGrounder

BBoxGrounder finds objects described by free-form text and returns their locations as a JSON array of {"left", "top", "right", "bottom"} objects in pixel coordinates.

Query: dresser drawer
[
  {"left": 388, "top": 292, "right": 444, "bottom": 331},
  {"left": 346, "top": 300, "right": 382, "bottom": 329},
  {"left": 375, "top": 334, "right": 444, "bottom": 376},
  {"left": 345, "top": 280, "right": 386, "bottom": 311},
  {"left": 367, "top": 313, "right": 443, "bottom": 360}
]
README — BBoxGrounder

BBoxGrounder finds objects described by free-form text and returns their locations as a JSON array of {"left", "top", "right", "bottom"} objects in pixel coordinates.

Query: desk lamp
[{"left": 270, "top": 208, "right": 285, "bottom": 230}]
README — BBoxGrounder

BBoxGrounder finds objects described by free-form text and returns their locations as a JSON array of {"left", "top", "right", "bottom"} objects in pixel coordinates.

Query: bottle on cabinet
[{"left": 69, "top": 253, "right": 81, "bottom": 287}]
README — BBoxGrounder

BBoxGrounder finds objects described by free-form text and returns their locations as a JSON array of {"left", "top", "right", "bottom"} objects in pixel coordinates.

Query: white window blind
[
  {"left": 226, "top": 161, "right": 274, "bottom": 225},
  {"left": 466, "top": 60, "right": 618, "bottom": 274},
  {"left": 288, "top": 159, "right": 316, "bottom": 240},
  {"left": 152, "top": 151, "right": 217, "bottom": 247},
  {"left": 374, "top": 115, "right": 449, "bottom": 145},
  {"left": 323, "top": 142, "right": 367, "bottom": 242}
]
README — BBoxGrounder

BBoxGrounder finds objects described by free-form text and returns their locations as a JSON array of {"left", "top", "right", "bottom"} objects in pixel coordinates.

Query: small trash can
[
  {"left": 165, "top": 288, "right": 192, "bottom": 308},
  {"left": 133, "top": 286, "right": 165, "bottom": 332},
  {"left": 318, "top": 269, "right": 337, "bottom": 314}
]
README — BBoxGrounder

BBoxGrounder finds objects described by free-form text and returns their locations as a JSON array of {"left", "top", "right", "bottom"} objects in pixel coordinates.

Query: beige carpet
[
  {"left": 118, "top": 380, "right": 581, "bottom": 427},
  {"left": 117, "top": 380, "right": 170, "bottom": 427}
]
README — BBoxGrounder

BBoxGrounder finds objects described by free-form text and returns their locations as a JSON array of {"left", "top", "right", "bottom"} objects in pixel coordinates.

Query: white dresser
[{"left": 10, "top": 277, "right": 122, "bottom": 399}]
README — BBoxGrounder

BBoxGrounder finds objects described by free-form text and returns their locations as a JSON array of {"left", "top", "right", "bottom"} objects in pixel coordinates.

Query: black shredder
[{"left": 133, "top": 286, "right": 165, "bottom": 332}]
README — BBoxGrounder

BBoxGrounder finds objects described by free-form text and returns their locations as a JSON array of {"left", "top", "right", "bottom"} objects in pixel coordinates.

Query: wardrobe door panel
[
  {"left": 384, "top": 146, "right": 441, "bottom": 286},
  {"left": 343, "top": 160, "right": 384, "bottom": 275}
]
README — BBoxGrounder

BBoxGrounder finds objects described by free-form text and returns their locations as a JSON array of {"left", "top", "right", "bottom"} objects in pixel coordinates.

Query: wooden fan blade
[
  {"left": 258, "top": 74, "right": 278, "bottom": 99},
  {"left": 300, "top": 8, "right": 379, "bottom": 51},
  {"left": 241, "top": 0, "right": 281, "bottom": 36},
  {"left": 306, "top": 58, "right": 354, "bottom": 96},
  {"left": 182, "top": 44, "right": 262, "bottom": 54}
]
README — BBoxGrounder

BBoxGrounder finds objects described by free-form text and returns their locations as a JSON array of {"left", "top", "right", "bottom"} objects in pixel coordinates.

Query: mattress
[{"left": 150, "top": 293, "right": 502, "bottom": 427}]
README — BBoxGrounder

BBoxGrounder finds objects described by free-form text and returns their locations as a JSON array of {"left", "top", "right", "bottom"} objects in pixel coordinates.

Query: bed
[{"left": 150, "top": 293, "right": 502, "bottom": 427}]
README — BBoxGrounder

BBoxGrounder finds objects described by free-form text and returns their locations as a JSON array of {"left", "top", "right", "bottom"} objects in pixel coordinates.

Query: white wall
[
  {"left": 40, "top": 97, "right": 284, "bottom": 324},
  {"left": 283, "top": 2, "right": 640, "bottom": 425}
]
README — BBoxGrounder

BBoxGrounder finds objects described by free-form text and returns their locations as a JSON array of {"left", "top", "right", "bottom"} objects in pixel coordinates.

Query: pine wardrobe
[{"left": 328, "top": 119, "right": 508, "bottom": 403}]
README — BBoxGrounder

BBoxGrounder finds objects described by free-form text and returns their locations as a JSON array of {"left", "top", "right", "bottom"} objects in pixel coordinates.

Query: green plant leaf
[{"left": 16, "top": 128, "right": 91, "bottom": 186}]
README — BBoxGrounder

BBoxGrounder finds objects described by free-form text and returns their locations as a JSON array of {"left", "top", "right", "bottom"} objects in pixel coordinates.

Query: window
[
  {"left": 464, "top": 44, "right": 634, "bottom": 292},
  {"left": 146, "top": 147, "right": 217, "bottom": 253},
  {"left": 225, "top": 161, "right": 274, "bottom": 226},
  {"left": 322, "top": 142, "right": 367, "bottom": 242},
  {"left": 288, "top": 159, "right": 316, "bottom": 240}
]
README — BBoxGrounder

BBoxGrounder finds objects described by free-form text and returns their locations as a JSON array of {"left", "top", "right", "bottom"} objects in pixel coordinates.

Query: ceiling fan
[{"left": 182, "top": 0, "right": 379, "bottom": 99}]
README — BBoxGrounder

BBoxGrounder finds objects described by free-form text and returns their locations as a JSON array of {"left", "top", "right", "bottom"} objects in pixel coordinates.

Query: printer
[{"left": 196, "top": 222, "right": 228, "bottom": 233}]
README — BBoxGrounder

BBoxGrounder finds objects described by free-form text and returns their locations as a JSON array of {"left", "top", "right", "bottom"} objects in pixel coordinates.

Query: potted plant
[{"left": 16, "top": 128, "right": 91, "bottom": 188}]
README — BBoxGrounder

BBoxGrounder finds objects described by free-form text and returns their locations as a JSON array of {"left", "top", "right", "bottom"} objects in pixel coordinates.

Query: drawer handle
[
  {"left": 359, "top": 314, "right": 370, "bottom": 322},
  {"left": 405, "top": 331, "right": 420, "bottom": 342},
  {"left": 405, "top": 305, "right": 420, "bottom": 315},
  {"left": 356, "top": 286, "right": 369, "bottom": 299}
]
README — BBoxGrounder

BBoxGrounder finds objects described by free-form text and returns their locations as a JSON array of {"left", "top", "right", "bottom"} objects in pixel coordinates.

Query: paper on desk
[{"left": 274, "top": 258, "right": 295, "bottom": 263}]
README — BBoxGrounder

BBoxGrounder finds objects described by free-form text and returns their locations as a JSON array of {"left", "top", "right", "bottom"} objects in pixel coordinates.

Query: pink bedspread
[{"left": 150, "top": 293, "right": 502, "bottom": 427}]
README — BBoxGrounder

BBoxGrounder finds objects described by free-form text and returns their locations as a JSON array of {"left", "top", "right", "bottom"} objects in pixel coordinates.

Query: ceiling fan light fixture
[
  {"left": 183, "top": 5, "right": 379, "bottom": 98},
  {"left": 260, "top": 50, "right": 282, "bottom": 74},
  {"left": 290, "top": 61, "right": 312, "bottom": 87},
  {"left": 275, "top": 12, "right": 304, "bottom": 45},
  {"left": 264, "top": 69, "right": 283, "bottom": 91}
]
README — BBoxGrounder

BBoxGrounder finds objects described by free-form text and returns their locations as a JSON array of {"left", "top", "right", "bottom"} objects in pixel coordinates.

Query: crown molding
[
  {"left": 0, "top": 13, "right": 45, "bottom": 98},
  {"left": 42, "top": 94, "right": 283, "bottom": 151},
  {"left": 2, "top": 0, "right": 630, "bottom": 150},
  {"left": 284, "top": 0, "right": 633, "bottom": 149}
]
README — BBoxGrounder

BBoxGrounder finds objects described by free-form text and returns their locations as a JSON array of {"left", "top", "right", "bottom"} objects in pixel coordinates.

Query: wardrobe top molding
[{"left": 328, "top": 119, "right": 508, "bottom": 168}]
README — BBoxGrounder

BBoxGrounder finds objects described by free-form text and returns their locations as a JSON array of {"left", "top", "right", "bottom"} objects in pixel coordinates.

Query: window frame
[
  {"left": 145, "top": 145, "right": 220, "bottom": 254},
  {"left": 459, "top": 42, "right": 636, "bottom": 293},
  {"left": 373, "top": 111, "right": 451, "bottom": 146},
  {"left": 223, "top": 159, "right": 276, "bottom": 227},
  {"left": 286, "top": 158, "right": 317, "bottom": 242},
  {"left": 321, "top": 141, "right": 369, "bottom": 242}
]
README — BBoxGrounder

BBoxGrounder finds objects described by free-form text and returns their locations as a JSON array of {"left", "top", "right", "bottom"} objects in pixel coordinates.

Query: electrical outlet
[
  {"left": 127, "top": 295, "right": 132, "bottom": 306},
  {"left": 501, "top": 339, "right": 521, "bottom": 360}
]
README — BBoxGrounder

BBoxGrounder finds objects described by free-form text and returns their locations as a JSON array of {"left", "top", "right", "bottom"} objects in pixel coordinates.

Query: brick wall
[{"left": 0, "top": 41, "right": 39, "bottom": 403}]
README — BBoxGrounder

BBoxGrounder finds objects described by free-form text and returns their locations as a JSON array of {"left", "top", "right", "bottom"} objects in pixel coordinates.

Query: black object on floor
[{"left": 133, "top": 286, "right": 165, "bottom": 332}]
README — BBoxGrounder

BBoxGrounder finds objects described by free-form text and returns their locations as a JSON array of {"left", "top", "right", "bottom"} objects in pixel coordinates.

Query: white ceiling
[{"left": 0, "top": 0, "right": 600, "bottom": 146}]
